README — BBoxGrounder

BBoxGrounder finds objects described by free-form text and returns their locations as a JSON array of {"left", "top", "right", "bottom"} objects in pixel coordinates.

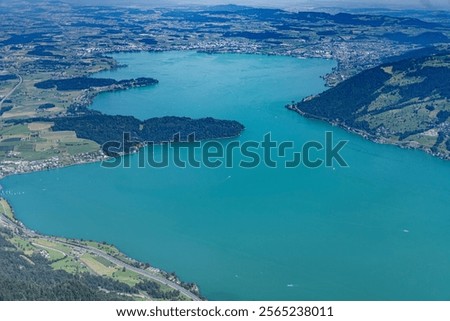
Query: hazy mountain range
[{"left": 52, "top": 0, "right": 450, "bottom": 10}]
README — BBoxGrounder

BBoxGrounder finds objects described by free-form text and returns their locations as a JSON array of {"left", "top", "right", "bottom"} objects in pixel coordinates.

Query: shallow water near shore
[{"left": 3, "top": 51, "right": 450, "bottom": 300}]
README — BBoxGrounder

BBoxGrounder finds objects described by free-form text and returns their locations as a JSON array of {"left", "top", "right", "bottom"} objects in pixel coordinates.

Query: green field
[
  {"left": 0, "top": 122, "right": 99, "bottom": 163},
  {"left": 0, "top": 198, "right": 14, "bottom": 220}
]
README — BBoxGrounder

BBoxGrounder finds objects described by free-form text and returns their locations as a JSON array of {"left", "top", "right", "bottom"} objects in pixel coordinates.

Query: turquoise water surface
[{"left": 3, "top": 51, "right": 450, "bottom": 300}]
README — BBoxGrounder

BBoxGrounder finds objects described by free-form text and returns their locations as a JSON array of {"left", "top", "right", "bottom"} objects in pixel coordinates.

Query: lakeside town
[{"left": 1, "top": 3, "right": 449, "bottom": 177}]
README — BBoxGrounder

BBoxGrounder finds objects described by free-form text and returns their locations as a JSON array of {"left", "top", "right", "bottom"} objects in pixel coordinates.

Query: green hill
[{"left": 293, "top": 49, "right": 450, "bottom": 159}]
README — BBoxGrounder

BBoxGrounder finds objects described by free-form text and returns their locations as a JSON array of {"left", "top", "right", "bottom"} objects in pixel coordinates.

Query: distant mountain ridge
[{"left": 292, "top": 47, "right": 450, "bottom": 159}]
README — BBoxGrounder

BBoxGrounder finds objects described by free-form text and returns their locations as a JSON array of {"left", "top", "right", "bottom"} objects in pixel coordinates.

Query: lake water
[{"left": 3, "top": 51, "right": 450, "bottom": 300}]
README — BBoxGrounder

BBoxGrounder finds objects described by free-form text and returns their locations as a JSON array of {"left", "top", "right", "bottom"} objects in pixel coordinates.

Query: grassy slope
[{"left": 295, "top": 50, "right": 450, "bottom": 157}]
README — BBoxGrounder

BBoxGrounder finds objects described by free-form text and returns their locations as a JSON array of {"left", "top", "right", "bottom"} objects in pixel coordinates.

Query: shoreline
[
  {"left": 285, "top": 104, "right": 450, "bottom": 161},
  {"left": 0, "top": 196, "right": 203, "bottom": 301},
  {"left": 0, "top": 151, "right": 108, "bottom": 180},
  {"left": 0, "top": 128, "right": 246, "bottom": 180}
]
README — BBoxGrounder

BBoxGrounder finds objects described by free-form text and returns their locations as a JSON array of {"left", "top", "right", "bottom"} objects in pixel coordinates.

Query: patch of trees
[
  {"left": 37, "top": 103, "right": 56, "bottom": 110},
  {"left": 50, "top": 114, "right": 244, "bottom": 154},
  {"left": 52, "top": 114, "right": 141, "bottom": 148},
  {"left": 140, "top": 116, "right": 245, "bottom": 142},
  {"left": 135, "top": 281, "right": 182, "bottom": 300},
  {"left": 1, "top": 32, "right": 46, "bottom": 45},
  {"left": 437, "top": 110, "right": 450, "bottom": 123},
  {"left": 140, "top": 38, "right": 158, "bottom": 45},
  {"left": 0, "top": 106, "right": 13, "bottom": 116},
  {"left": 317, "top": 30, "right": 337, "bottom": 36},
  {"left": 27, "top": 46, "right": 63, "bottom": 58},
  {"left": 0, "top": 74, "right": 17, "bottom": 81},
  {"left": 398, "top": 127, "right": 433, "bottom": 141},
  {"left": 35, "top": 77, "right": 158, "bottom": 91},
  {"left": 395, "top": 66, "right": 450, "bottom": 100},
  {"left": 431, "top": 132, "right": 446, "bottom": 153}
]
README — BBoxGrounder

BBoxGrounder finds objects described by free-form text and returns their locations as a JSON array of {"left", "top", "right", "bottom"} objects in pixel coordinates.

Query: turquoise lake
[{"left": 3, "top": 51, "right": 450, "bottom": 300}]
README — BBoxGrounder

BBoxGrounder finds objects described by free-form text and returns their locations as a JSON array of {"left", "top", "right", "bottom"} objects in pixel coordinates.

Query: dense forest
[
  {"left": 296, "top": 66, "right": 392, "bottom": 124},
  {"left": 34, "top": 77, "right": 158, "bottom": 91},
  {"left": 51, "top": 114, "right": 244, "bottom": 154}
]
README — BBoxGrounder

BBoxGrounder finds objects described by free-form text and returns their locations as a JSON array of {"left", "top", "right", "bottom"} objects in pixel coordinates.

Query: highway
[
  {"left": 0, "top": 74, "right": 22, "bottom": 107},
  {"left": 58, "top": 239, "right": 202, "bottom": 301},
  {"left": 0, "top": 211, "right": 202, "bottom": 301}
]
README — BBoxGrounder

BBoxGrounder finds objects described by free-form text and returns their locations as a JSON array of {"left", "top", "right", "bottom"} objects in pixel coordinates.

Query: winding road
[
  {"left": 32, "top": 242, "right": 67, "bottom": 259},
  {"left": 0, "top": 211, "right": 201, "bottom": 301},
  {"left": 58, "top": 239, "right": 202, "bottom": 301}
]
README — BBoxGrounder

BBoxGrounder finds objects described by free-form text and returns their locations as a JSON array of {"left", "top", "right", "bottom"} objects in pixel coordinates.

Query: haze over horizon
[{"left": 58, "top": 0, "right": 450, "bottom": 10}]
